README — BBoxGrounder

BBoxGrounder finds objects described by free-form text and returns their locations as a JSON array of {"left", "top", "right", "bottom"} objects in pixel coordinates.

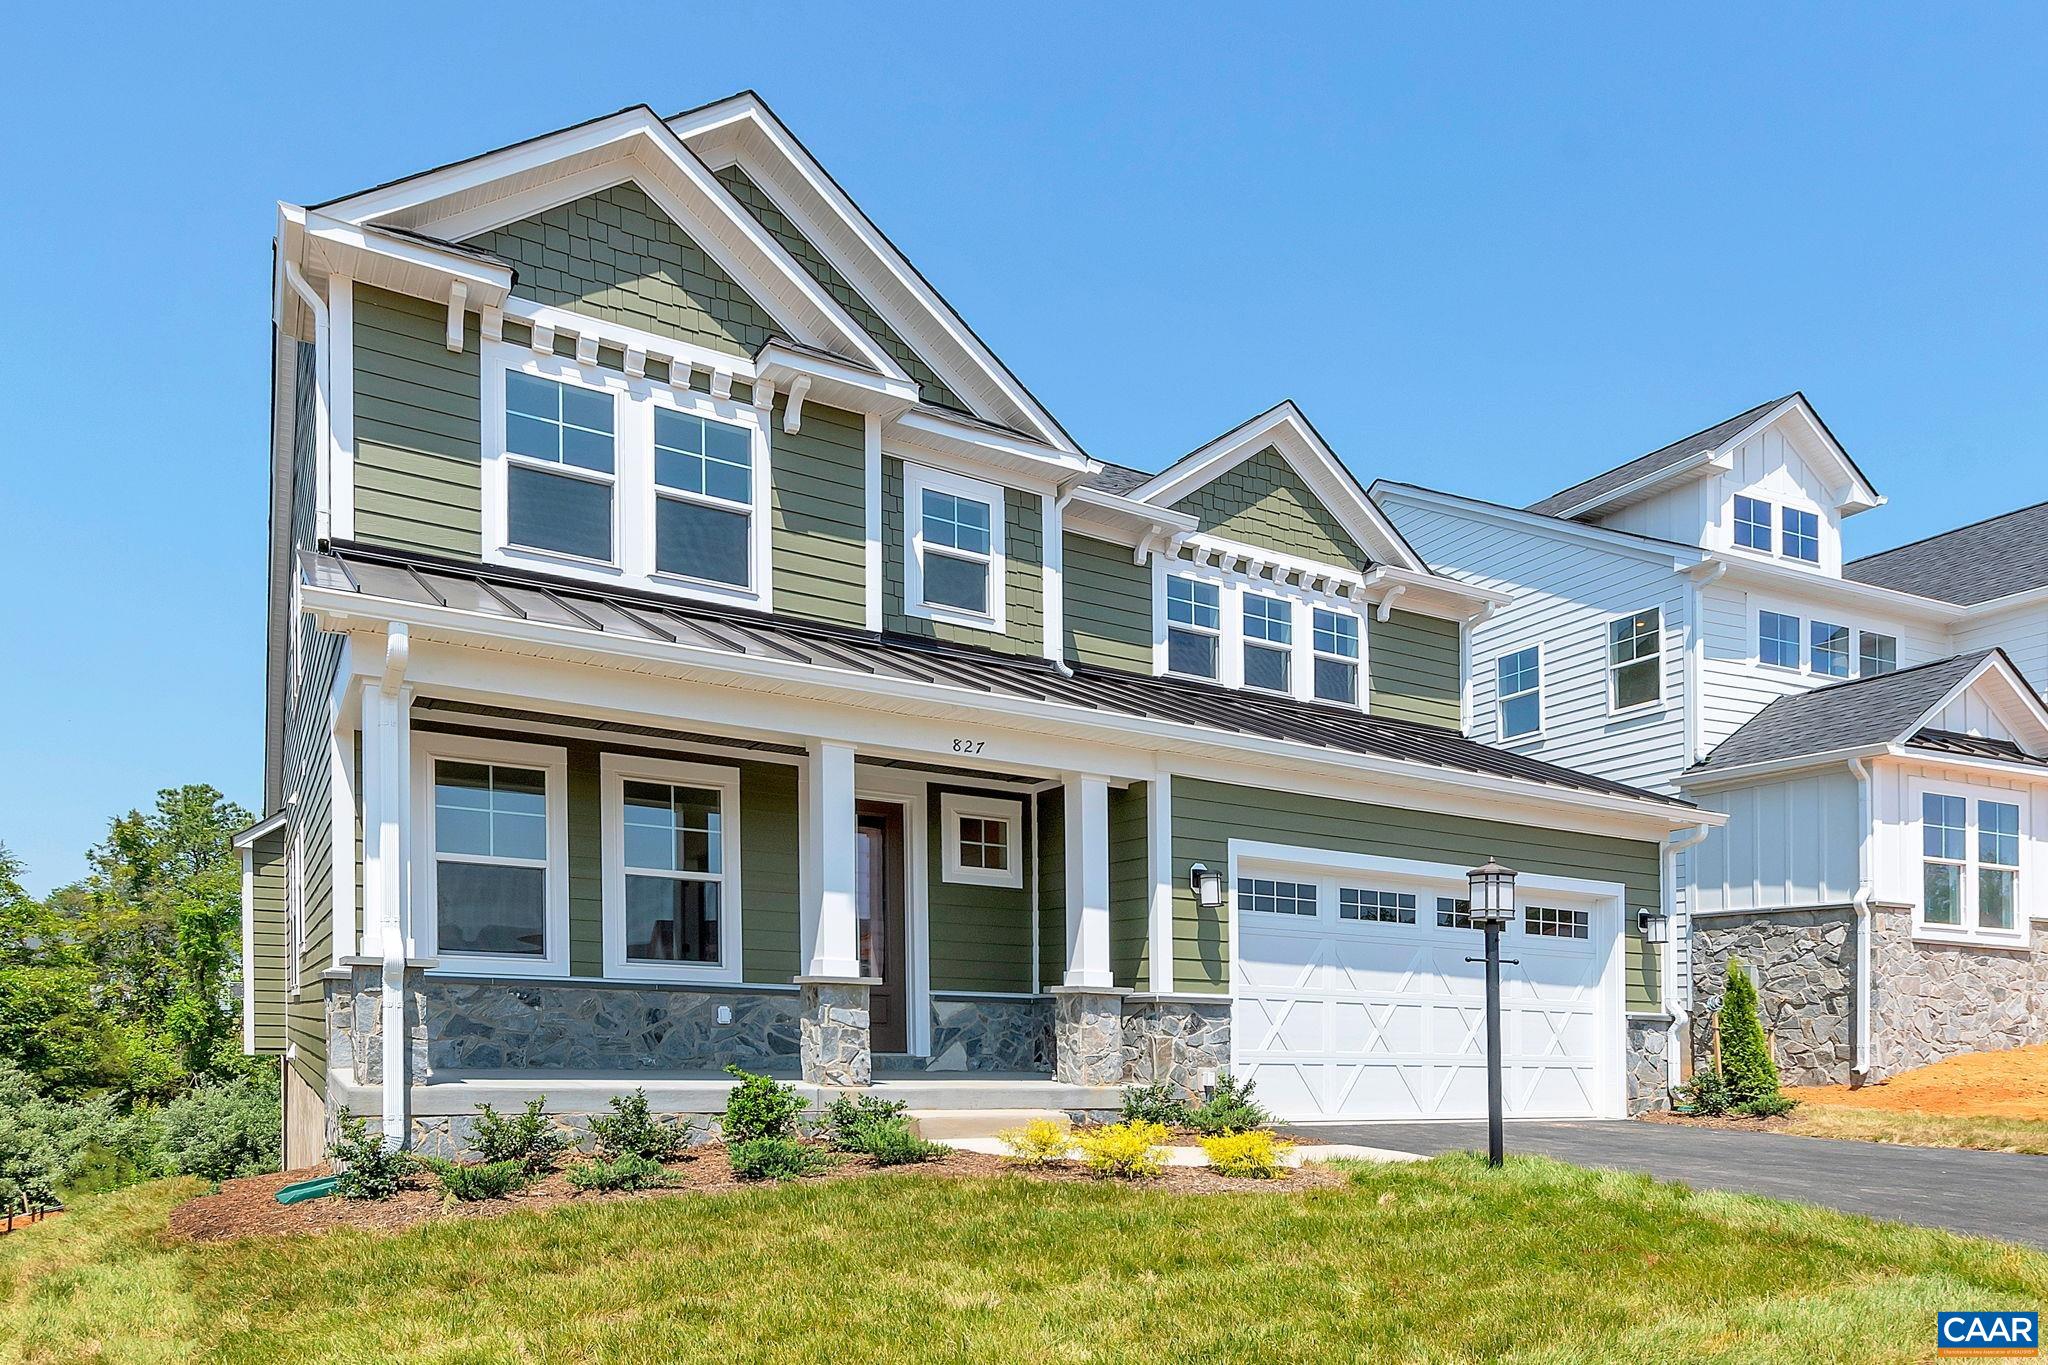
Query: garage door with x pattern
[{"left": 1231, "top": 869, "right": 1620, "bottom": 1122}]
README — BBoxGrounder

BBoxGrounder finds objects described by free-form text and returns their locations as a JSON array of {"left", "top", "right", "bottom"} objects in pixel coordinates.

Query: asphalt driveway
[{"left": 1289, "top": 1119, "right": 2048, "bottom": 1248}]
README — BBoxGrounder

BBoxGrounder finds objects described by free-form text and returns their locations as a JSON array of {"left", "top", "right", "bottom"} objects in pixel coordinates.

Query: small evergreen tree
[{"left": 1718, "top": 958, "right": 1780, "bottom": 1106}]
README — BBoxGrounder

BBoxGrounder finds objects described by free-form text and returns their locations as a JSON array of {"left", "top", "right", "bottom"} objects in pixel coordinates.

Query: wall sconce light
[
  {"left": 1637, "top": 909, "right": 1671, "bottom": 945},
  {"left": 1189, "top": 863, "right": 1225, "bottom": 910}
]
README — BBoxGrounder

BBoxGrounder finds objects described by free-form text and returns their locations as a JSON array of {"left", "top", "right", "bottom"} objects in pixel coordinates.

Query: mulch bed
[
  {"left": 169, "top": 1144, "right": 1346, "bottom": 1243},
  {"left": 1637, "top": 1110, "right": 1796, "bottom": 1135}
]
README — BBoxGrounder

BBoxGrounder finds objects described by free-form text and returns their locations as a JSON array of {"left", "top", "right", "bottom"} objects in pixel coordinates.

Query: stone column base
[
  {"left": 330, "top": 964, "right": 430, "bottom": 1086},
  {"left": 1051, "top": 986, "right": 1130, "bottom": 1085},
  {"left": 797, "top": 977, "right": 875, "bottom": 1086}
]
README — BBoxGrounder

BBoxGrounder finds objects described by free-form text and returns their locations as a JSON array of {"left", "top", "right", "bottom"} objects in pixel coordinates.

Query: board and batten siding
[
  {"left": 1367, "top": 610, "right": 1462, "bottom": 729},
  {"left": 882, "top": 456, "right": 1044, "bottom": 655},
  {"left": 1171, "top": 447, "right": 1368, "bottom": 570},
  {"left": 1109, "top": 781, "right": 1149, "bottom": 988},
  {"left": 1690, "top": 768, "right": 1862, "bottom": 913},
  {"left": 770, "top": 399, "right": 867, "bottom": 629},
  {"left": 1866, "top": 755, "right": 2048, "bottom": 910},
  {"left": 247, "top": 829, "right": 289, "bottom": 1053},
  {"left": 924, "top": 785, "right": 1034, "bottom": 993},
  {"left": 1170, "top": 778, "right": 1666, "bottom": 1011},
  {"left": 352, "top": 284, "right": 482, "bottom": 558},
  {"left": 1379, "top": 494, "right": 1693, "bottom": 793},
  {"left": 1063, "top": 534, "right": 1151, "bottom": 672},
  {"left": 1598, "top": 421, "right": 1848, "bottom": 573}
]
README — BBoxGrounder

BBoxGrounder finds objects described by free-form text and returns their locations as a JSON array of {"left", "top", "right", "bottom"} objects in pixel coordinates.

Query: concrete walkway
[{"left": 1283, "top": 1119, "right": 2048, "bottom": 1248}]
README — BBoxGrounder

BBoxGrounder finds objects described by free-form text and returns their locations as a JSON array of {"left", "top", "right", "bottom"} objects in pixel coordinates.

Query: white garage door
[{"left": 1231, "top": 869, "right": 1623, "bottom": 1122}]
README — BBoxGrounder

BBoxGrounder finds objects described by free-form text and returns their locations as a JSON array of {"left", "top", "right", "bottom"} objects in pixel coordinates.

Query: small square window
[
  {"left": 1859, "top": 633, "right": 1897, "bottom": 676},
  {"left": 1759, "top": 611, "right": 1801, "bottom": 669},
  {"left": 1782, "top": 507, "right": 1821, "bottom": 562},
  {"left": 1810, "top": 621, "right": 1850, "bottom": 677},
  {"left": 940, "top": 794, "right": 1023, "bottom": 887},
  {"left": 1435, "top": 896, "right": 1474, "bottom": 930},
  {"left": 1734, "top": 495, "right": 1773, "bottom": 552}
]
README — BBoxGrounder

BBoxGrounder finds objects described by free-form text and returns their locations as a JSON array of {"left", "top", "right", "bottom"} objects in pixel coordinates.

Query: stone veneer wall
[
  {"left": 926, "top": 996, "right": 1054, "bottom": 1071},
  {"left": 1868, "top": 907, "right": 2048, "bottom": 1079},
  {"left": 1624, "top": 1018, "right": 1669, "bottom": 1115},
  {"left": 1120, "top": 997, "right": 1231, "bottom": 1096},
  {"left": 1690, "top": 908, "right": 1858, "bottom": 1086}
]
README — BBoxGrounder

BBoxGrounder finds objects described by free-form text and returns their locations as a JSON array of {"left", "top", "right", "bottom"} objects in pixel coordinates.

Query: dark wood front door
[{"left": 856, "top": 801, "right": 908, "bottom": 1054}]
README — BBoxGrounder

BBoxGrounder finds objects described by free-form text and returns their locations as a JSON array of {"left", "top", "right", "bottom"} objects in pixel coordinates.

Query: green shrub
[
  {"left": 1120, "top": 1082, "right": 1192, "bottom": 1128},
  {"left": 157, "top": 1076, "right": 281, "bottom": 1181},
  {"left": 821, "top": 1093, "right": 908, "bottom": 1150},
  {"left": 1190, "top": 1072, "right": 1269, "bottom": 1135},
  {"left": 728, "top": 1136, "right": 825, "bottom": 1181},
  {"left": 1719, "top": 959, "right": 1780, "bottom": 1105},
  {"left": 567, "top": 1153, "right": 670, "bottom": 1192},
  {"left": 586, "top": 1088, "right": 694, "bottom": 1162},
  {"left": 328, "top": 1110, "right": 413, "bottom": 1201},
  {"left": 1201, "top": 1130, "right": 1294, "bottom": 1178},
  {"left": 1737, "top": 1089, "right": 1800, "bottom": 1119},
  {"left": 419, "top": 1156, "right": 530, "bottom": 1202},
  {"left": 470, "top": 1098, "right": 573, "bottom": 1174},
  {"left": 721, "top": 1066, "right": 805, "bottom": 1144},
  {"left": 1073, "top": 1121, "right": 1169, "bottom": 1178},
  {"left": 1674, "top": 1068, "right": 1733, "bottom": 1117},
  {"left": 852, "top": 1116, "right": 946, "bottom": 1166}
]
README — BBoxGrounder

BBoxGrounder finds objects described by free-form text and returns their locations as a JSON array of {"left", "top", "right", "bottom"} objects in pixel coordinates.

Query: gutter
[
  {"left": 1847, "top": 756, "right": 1874, "bottom": 1085},
  {"left": 1662, "top": 822, "right": 1714, "bottom": 1087}
]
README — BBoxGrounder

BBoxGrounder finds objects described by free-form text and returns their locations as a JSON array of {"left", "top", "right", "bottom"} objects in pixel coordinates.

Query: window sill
[
  {"left": 1910, "top": 929, "right": 2031, "bottom": 952},
  {"left": 428, "top": 956, "right": 572, "bottom": 979},
  {"left": 647, "top": 569, "right": 760, "bottom": 603},
  {"left": 905, "top": 602, "right": 1005, "bottom": 634},
  {"left": 1606, "top": 702, "right": 1667, "bottom": 721},
  {"left": 599, "top": 961, "right": 744, "bottom": 985},
  {"left": 499, "top": 543, "right": 624, "bottom": 576}
]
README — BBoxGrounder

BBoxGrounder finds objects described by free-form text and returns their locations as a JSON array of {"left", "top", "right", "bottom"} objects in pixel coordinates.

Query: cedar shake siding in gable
[
  {"left": 1170, "top": 778, "right": 1666, "bottom": 1011},
  {"left": 1172, "top": 446, "right": 1369, "bottom": 570},
  {"left": 882, "top": 456, "right": 1045, "bottom": 656},
  {"left": 714, "top": 163, "right": 967, "bottom": 413},
  {"left": 1063, "top": 534, "right": 1152, "bottom": 672},
  {"left": 1369, "top": 609, "right": 1463, "bottom": 728},
  {"left": 352, "top": 284, "right": 483, "bottom": 558},
  {"left": 247, "top": 829, "right": 288, "bottom": 1054},
  {"left": 465, "top": 181, "right": 779, "bottom": 358},
  {"left": 770, "top": 398, "right": 867, "bottom": 629}
]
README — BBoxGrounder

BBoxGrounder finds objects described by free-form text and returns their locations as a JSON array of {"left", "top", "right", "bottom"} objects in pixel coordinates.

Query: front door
[{"left": 856, "top": 802, "right": 908, "bottom": 1054}]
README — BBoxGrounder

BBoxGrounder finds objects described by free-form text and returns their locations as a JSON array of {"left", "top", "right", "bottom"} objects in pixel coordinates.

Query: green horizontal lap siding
[
  {"left": 466, "top": 182, "right": 777, "bottom": 358},
  {"left": 352, "top": 284, "right": 482, "bottom": 557},
  {"left": 1170, "top": 778, "right": 1664, "bottom": 1010},
  {"left": 771, "top": 399, "right": 866, "bottom": 629},
  {"left": 882, "top": 458, "right": 1044, "bottom": 655},
  {"left": 567, "top": 749, "right": 602, "bottom": 977},
  {"left": 715, "top": 164, "right": 966, "bottom": 413},
  {"left": 1109, "top": 782, "right": 1149, "bottom": 989},
  {"left": 247, "top": 831, "right": 289, "bottom": 1053},
  {"left": 1064, "top": 534, "right": 1152, "bottom": 672},
  {"left": 1036, "top": 789, "right": 1063, "bottom": 992},
  {"left": 1369, "top": 609, "right": 1463, "bottom": 728},
  {"left": 286, "top": 995, "right": 326, "bottom": 1100},
  {"left": 1171, "top": 447, "right": 1368, "bottom": 570},
  {"left": 926, "top": 786, "right": 1033, "bottom": 993}
]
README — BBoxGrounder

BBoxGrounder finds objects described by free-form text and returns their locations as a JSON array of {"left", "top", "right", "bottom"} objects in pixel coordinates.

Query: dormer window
[
  {"left": 1166, "top": 576, "right": 1221, "bottom": 679},
  {"left": 1312, "top": 608, "right": 1360, "bottom": 704},
  {"left": 505, "top": 372, "right": 617, "bottom": 563},
  {"left": 1155, "top": 558, "right": 1373, "bottom": 710},
  {"left": 1782, "top": 507, "right": 1821, "bottom": 562},
  {"left": 1242, "top": 592, "right": 1293, "bottom": 693},
  {"left": 1734, "top": 495, "right": 1773, "bottom": 552},
  {"left": 654, "top": 407, "right": 754, "bottom": 588},
  {"left": 905, "top": 464, "right": 1005, "bottom": 631}
]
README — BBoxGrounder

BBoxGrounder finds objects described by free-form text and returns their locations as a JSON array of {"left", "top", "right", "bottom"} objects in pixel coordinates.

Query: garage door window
[
  {"left": 1525, "top": 904, "right": 1589, "bottom": 939},
  {"left": 1339, "top": 888, "right": 1415, "bottom": 924},
  {"left": 1240, "top": 878, "right": 1316, "bottom": 917},
  {"left": 1435, "top": 896, "right": 1473, "bottom": 929}
]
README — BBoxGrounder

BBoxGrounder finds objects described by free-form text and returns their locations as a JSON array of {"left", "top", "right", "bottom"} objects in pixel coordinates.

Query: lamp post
[{"left": 1466, "top": 858, "right": 1519, "bottom": 1168}]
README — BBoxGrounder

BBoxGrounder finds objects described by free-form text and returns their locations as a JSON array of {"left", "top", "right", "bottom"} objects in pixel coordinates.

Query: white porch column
[
  {"left": 1146, "top": 772, "right": 1174, "bottom": 994},
  {"left": 1062, "top": 774, "right": 1113, "bottom": 987},
  {"left": 358, "top": 626, "right": 414, "bottom": 1147},
  {"left": 801, "top": 739, "right": 863, "bottom": 980}
]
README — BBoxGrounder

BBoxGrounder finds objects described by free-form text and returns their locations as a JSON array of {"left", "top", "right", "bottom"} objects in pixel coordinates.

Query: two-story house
[
  {"left": 239, "top": 95, "right": 1710, "bottom": 1164},
  {"left": 1375, "top": 395, "right": 2048, "bottom": 1090}
]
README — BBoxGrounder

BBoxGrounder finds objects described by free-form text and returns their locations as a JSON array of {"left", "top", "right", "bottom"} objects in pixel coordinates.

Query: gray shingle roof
[
  {"left": 1527, "top": 396, "right": 1795, "bottom": 517},
  {"left": 308, "top": 543, "right": 1689, "bottom": 808},
  {"left": 1690, "top": 652, "right": 1995, "bottom": 772},
  {"left": 1084, "top": 461, "right": 1154, "bottom": 495},
  {"left": 1844, "top": 501, "right": 2048, "bottom": 605}
]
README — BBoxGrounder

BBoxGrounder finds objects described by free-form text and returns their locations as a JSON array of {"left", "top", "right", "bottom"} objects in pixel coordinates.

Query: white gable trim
[
  {"left": 1132, "top": 402, "right": 1426, "bottom": 573},
  {"left": 1908, "top": 654, "right": 2048, "bottom": 754}
]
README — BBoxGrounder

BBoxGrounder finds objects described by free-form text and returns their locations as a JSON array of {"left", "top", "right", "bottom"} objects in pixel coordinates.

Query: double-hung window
[
  {"left": 1759, "top": 610, "right": 1801, "bottom": 669},
  {"left": 1166, "top": 576, "right": 1221, "bottom": 679},
  {"left": 1859, "top": 632, "right": 1897, "bottom": 676},
  {"left": 1782, "top": 507, "right": 1821, "bottom": 562},
  {"left": 504, "top": 371, "right": 616, "bottom": 563},
  {"left": 1810, "top": 621, "right": 1850, "bottom": 677},
  {"left": 1734, "top": 495, "right": 1773, "bottom": 552},
  {"left": 418, "top": 734, "right": 568, "bottom": 977},
  {"left": 1920, "top": 792, "right": 2023, "bottom": 940},
  {"left": 1242, "top": 593, "right": 1293, "bottom": 692},
  {"left": 906, "top": 465, "right": 1004, "bottom": 630},
  {"left": 1607, "top": 608, "right": 1662, "bottom": 711},
  {"left": 1980, "top": 801, "right": 2021, "bottom": 932},
  {"left": 602, "top": 756, "right": 741, "bottom": 981},
  {"left": 1312, "top": 608, "right": 1360, "bottom": 704},
  {"left": 1497, "top": 646, "right": 1542, "bottom": 739},
  {"left": 653, "top": 407, "right": 754, "bottom": 587}
]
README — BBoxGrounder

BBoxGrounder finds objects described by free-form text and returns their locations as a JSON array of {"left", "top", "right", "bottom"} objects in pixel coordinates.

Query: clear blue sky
[{"left": 3, "top": 4, "right": 2045, "bottom": 893}]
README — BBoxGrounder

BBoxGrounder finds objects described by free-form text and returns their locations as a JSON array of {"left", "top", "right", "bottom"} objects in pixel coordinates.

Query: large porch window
[
  {"left": 413, "top": 732, "right": 570, "bottom": 977},
  {"left": 601, "top": 755, "right": 743, "bottom": 982}
]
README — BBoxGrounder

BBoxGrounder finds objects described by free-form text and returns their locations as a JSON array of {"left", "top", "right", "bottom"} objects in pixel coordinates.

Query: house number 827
[{"left": 950, "top": 738, "right": 986, "bottom": 755}]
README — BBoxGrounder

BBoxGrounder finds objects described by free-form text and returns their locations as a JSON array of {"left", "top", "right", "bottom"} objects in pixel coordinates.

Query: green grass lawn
[{"left": 5, "top": 1156, "right": 2044, "bottom": 1363}]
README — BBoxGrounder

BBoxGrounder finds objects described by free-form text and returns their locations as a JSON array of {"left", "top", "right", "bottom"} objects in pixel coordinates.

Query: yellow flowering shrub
[
  {"left": 1071, "top": 1120, "right": 1169, "bottom": 1178},
  {"left": 1200, "top": 1129, "right": 1294, "bottom": 1179},
  {"left": 996, "top": 1118, "right": 1074, "bottom": 1164}
]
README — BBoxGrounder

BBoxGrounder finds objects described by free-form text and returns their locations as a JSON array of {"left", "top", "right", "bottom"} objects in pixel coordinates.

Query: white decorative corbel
[
  {"left": 480, "top": 307, "right": 502, "bottom": 345},
  {"left": 1375, "top": 584, "right": 1408, "bottom": 622},
  {"left": 1131, "top": 530, "right": 1161, "bottom": 566},
  {"left": 625, "top": 346, "right": 646, "bottom": 379},
  {"left": 575, "top": 334, "right": 599, "bottom": 368},
  {"left": 668, "top": 358, "right": 694, "bottom": 393},
  {"left": 531, "top": 322, "right": 555, "bottom": 355},
  {"left": 782, "top": 375, "right": 812, "bottom": 434},
  {"left": 711, "top": 369, "right": 734, "bottom": 399},
  {"left": 753, "top": 378, "right": 777, "bottom": 421},
  {"left": 444, "top": 283, "right": 469, "bottom": 353}
]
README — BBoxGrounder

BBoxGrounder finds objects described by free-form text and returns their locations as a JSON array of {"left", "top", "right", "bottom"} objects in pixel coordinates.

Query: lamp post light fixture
[
  {"left": 1465, "top": 857, "right": 1519, "bottom": 1168},
  {"left": 1189, "top": 863, "right": 1225, "bottom": 911}
]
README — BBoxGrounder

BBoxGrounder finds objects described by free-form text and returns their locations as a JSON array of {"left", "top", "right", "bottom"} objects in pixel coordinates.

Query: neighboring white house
[{"left": 1374, "top": 393, "right": 2048, "bottom": 1085}]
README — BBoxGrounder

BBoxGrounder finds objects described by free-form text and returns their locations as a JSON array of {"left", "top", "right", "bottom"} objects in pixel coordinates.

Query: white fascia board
[
  {"left": 754, "top": 341, "right": 918, "bottom": 418},
  {"left": 667, "top": 94, "right": 1079, "bottom": 456},
  {"left": 1907, "top": 652, "right": 2048, "bottom": 749},
  {"left": 1063, "top": 487, "right": 1199, "bottom": 546},
  {"left": 886, "top": 407, "right": 1093, "bottom": 482},
  {"left": 302, "top": 585, "right": 1712, "bottom": 836},
  {"left": 299, "top": 211, "right": 513, "bottom": 306},
  {"left": 1885, "top": 745, "right": 2048, "bottom": 785},
  {"left": 231, "top": 809, "right": 290, "bottom": 850},
  {"left": 1372, "top": 482, "right": 1707, "bottom": 569},
  {"left": 1708, "top": 555, "right": 1963, "bottom": 623},
  {"left": 1360, "top": 564, "right": 1514, "bottom": 619},
  {"left": 1679, "top": 744, "right": 1893, "bottom": 788},
  {"left": 1134, "top": 402, "right": 1426, "bottom": 574},
  {"left": 1956, "top": 583, "right": 2048, "bottom": 620},
  {"left": 1546, "top": 448, "right": 1730, "bottom": 521}
]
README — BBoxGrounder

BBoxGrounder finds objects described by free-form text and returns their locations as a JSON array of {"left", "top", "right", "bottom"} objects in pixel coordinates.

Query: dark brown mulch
[
  {"left": 1636, "top": 1110, "right": 1796, "bottom": 1135},
  {"left": 168, "top": 1144, "right": 1345, "bottom": 1243}
]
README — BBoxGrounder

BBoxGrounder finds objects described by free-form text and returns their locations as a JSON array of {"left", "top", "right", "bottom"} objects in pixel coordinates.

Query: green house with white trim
[{"left": 244, "top": 93, "right": 1711, "bottom": 1165}]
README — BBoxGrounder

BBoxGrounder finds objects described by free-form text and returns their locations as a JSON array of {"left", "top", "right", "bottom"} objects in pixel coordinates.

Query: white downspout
[
  {"left": 378, "top": 624, "right": 412, "bottom": 1148},
  {"left": 281, "top": 260, "right": 331, "bottom": 544},
  {"left": 1663, "top": 822, "right": 1713, "bottom": 1087},
  {"left": 1047, "top": 478, "right": 1085, "bottom": 677},
  {"left": 1847, "top": 756, "right": 1874, "bottom": 1086}
]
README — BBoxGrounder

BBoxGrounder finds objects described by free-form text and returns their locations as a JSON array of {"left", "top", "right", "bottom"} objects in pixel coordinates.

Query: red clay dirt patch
[
  {"left": 1789, "top": 1043, "right": 2048, "bottom": 1120},
  {"left": 169, "top": 1146, "right": 1345, "bottom": 1243}
]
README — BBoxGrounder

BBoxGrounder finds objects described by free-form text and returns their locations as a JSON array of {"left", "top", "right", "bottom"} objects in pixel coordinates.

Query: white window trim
[
  {"left": 1240, "top": 588, "right": 1295, "bottom": 696},
  {"left": 600, "top": 753, "right": 744, "bottom": 984},
  {"left": 1732, "top": 494, "right": 1775, "bottom": 554},
  {"left": 1494, "top": 642, "right": 1545, "bottom": 743},
  {"left": 1149, "top": 554, "right": 1371, "bottom": 710},
  {"left": 1757, "top": 608, "right": 1803, "bottom": 672},
  {"left": 411, "top": 731, "right": 572, "bottom": 978},
  {"left": 1605, "top": 607, "right": 1666, "bottom": 716},
  {"left": 904, "top": 462, "right": 1006, "bottom": 633},
  {"left": 480, "top": 340, "right": 773, "bottom": 610},
  {"left": 1780, "top": 504, "right": 1823, "bottom": 564},
  {"left": 1164, "top": 573, "right": 1224, "bottom": 683},
  {"left": 1912, "top": 778, "right": 2028, "bottom": 947},
  {"left": 939, "top": 791, "right": 1024, "bottom": 888},
  {"left": 1858, "top": 630, "right": 1900, "bottom": 677},
  {"left": 1809, "top": 618, "right": 1853, "bottom": 679},
  {"left": 1310, "top": 605, "right": 1363, "bottom": 706}
]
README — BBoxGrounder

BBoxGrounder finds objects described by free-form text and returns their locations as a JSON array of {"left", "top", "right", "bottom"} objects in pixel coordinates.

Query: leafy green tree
[{"left": 1719, "top": 958, "right": 1781, "bottom": 1106}]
